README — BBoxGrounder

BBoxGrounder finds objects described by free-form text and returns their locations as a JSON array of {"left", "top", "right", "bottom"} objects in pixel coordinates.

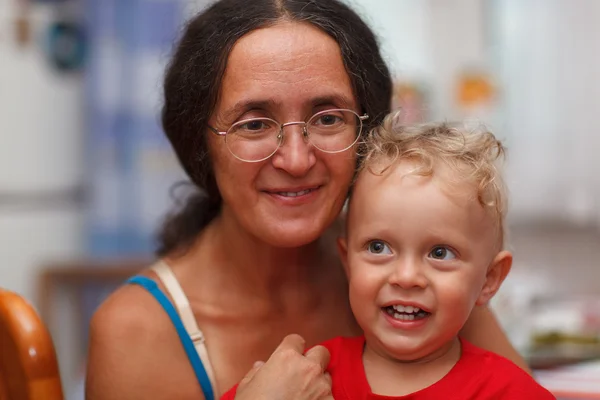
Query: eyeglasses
[{"left": 208, "top": 108, "right": 369, "bottom": 162}]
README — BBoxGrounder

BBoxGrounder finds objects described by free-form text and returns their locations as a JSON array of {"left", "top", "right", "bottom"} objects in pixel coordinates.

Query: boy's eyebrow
[{"left": 424, "top": 229, "right": 474, "bottom": 253}]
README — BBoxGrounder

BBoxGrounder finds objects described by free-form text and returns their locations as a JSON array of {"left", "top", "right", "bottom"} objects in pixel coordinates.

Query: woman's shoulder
[
  {"left": 86, "top": 270, "right": 206, "bottom": 399},
  {"left": 91, "top": 271, "right": 167, "bottom": 335},
  {"left": 87, "top": 269, "right": 178, "bottom": 367}
]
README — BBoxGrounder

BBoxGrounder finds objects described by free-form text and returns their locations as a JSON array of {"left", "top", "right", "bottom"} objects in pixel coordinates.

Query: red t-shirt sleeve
[
  {"left": 491, "top": 370, "right": 556, "bottom": 399},
  {"left": 501, "top": 380, "right": 556, "bottom": 399},
  {"left": 488, "top": 364, "right": 556, "bottom": 399},
  {"left": 458, "top": 339, "right": 556, "bottom": 399}
]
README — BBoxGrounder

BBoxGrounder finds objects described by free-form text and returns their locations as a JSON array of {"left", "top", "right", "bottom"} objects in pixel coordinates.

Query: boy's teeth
[
  {"left": 278, "top": 189, "right": 311, "bottom": 197},
  {"left": 392, "top": 305, "right": 420, "bottom": 313},
  {"left": 385, "top": 306, "right": 429, "bottom": 321},
  {"left": 394, "top": 313, "right": 416, "bottom": 321}
]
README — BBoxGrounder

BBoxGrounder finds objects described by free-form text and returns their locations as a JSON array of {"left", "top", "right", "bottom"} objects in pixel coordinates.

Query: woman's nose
[{"left": 270, "top": 124, "right": 316, "bottom": 177}]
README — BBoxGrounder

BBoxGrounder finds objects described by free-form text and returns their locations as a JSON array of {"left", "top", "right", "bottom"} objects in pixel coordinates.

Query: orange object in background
[{"left": 457, "top": 71, "right": 495, "bottom": 107}]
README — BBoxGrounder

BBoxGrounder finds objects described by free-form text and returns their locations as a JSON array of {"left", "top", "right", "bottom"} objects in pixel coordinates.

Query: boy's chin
[{"left": 382, "top": 336, "right": 462, "bottom": 363}]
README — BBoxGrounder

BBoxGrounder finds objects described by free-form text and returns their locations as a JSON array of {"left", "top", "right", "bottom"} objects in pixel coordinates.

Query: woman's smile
[{"left": 262, "top": 185, "right": 323, "bottom": 205}]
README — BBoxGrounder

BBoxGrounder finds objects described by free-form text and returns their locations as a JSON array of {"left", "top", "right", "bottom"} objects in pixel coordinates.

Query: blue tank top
[{"left": 127, "top": 275, "right": 215, "bottom": 400}]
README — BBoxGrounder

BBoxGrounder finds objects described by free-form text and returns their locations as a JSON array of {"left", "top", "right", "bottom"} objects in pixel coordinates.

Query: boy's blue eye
[
  {"left": 367, "top": 240, "right": 392, "bottom": 255},
  {"left": 429, "top": 246, "right": 456, "bottom": 260}
]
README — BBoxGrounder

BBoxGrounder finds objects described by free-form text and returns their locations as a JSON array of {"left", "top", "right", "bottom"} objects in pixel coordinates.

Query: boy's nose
[{"left": 388, "top": 259, "right": 428, "bottom": 290}]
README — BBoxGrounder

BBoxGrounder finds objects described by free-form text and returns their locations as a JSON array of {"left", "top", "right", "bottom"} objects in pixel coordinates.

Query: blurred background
[{"left": 1, "top": 0, "right": 599, "bottom": 398}]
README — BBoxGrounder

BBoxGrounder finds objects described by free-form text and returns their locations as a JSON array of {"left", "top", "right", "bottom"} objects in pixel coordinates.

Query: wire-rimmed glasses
[{"left": 208, "top": 108, "right": 369, "bottom": 162}]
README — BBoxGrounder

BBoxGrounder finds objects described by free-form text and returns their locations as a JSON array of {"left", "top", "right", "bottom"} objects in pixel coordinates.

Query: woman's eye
[
  {"left": 315, "top": 114, "right": 343, "bottom": 126},
  {"left": 429, "top": 246, "right": 456, "bottom": 261},
  {"left": 240, "top": 120, "right": 268, "bottom": 131},
  {"left": 367, "top": 240, "right": 391, "bottom": 255}
]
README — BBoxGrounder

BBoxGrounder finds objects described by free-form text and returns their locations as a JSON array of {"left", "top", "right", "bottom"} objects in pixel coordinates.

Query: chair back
[{"left": 0, "top": 289, "right": 63, "bottom": 400}]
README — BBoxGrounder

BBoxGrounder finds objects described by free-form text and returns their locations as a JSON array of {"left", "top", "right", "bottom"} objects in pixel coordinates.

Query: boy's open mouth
[{"left": 383, "top": 305, "right": 431, "bottom": 321}]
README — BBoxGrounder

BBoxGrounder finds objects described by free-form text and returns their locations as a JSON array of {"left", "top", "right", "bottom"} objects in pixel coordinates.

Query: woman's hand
[{"left": 234, "top": 334, "right": 333, "bottom": 400}]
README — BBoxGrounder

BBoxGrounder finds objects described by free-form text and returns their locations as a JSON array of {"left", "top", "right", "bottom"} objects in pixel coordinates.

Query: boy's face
[{"left": 338, "top": 159, "right": 511, "bottom": 362}]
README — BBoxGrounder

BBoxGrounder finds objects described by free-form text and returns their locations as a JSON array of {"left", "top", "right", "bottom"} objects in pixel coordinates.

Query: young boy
[{"left": 222, "top": 116, "right": 555, "bottom": 399}]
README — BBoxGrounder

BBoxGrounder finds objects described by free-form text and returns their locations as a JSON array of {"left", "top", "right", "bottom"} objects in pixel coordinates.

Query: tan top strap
[{"left": 150, "top": 260, "right": 218, "bottom": 394}]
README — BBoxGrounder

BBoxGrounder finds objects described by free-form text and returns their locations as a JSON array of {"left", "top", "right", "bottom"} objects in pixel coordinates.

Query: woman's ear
[
  {"left": 337, "top": 236, "right": 349, "bottom": 276},
  {"left": 476, "top": 250, "right": 513, "bottom": 306}
]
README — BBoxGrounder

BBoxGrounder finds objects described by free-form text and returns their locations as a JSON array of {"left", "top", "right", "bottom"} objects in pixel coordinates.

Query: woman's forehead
[
  {"left": 215, "top": 21, "right": 357, "bottom": 118},
  {"left": 233, "top": 21, "right": 335, "bottom": 56}
]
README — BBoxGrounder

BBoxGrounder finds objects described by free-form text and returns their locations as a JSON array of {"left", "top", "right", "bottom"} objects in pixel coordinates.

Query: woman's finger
[
  {"left": 304, "top": 345, "right": 330, "bottom": 372},
  {"left": 239, "top": 360, "right": 264, "bottom": 386},
  {"left": 323, "top": 371, "right": 332, "bottom": 387},
  {"left": 271, "top": 333, "right": 306, "bottom": 357}
]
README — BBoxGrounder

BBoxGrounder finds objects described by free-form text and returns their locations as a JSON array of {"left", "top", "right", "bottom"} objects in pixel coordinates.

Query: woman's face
[{"left": 207, "top": 21, "right": 358, "bottom": 247}]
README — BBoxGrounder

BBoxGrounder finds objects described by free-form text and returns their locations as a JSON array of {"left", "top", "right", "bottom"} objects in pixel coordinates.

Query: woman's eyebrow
[
  {"left": 311, "top": 94, "right": 355, "bottom": 109},
  {"left": 221, "top": 94, "right": 355, "bottom": 121},
  {"left": 221, "top": 98, "right": 281, "bottom": 121}
]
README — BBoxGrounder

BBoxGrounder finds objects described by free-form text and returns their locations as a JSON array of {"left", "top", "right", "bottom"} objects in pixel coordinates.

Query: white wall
[
  {"left": 345, "top": 0, "right": 434, "bottom": 81},
  {"left": 345, "top": 0, "right": 486, "bottom": 116},
  {"left": 0, "top": 3, "right": 84, "bottom": 305},
  {"left": 350, "top": 0, "right": 600, "bottom": 226},
  {"left": 493, "top": 0, "right": 600, "bottom": 225}
]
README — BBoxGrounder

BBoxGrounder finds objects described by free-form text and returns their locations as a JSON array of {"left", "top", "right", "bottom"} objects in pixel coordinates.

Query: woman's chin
[{"left": 259, "top": 221, "right": 325, "bottom": 248}]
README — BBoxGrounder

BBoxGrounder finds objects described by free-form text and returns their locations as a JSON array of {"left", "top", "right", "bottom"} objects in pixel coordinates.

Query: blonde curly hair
[{"left": 358, "top": 111, "right": 508, "bottom": 247}]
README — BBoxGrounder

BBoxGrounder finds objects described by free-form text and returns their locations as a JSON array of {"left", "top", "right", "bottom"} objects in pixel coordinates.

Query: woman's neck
[{"left": 173, "top": 209, "right": 341, "bottom": 313}]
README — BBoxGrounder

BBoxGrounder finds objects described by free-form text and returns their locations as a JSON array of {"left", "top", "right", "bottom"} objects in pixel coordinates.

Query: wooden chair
[{"left": 0, "top": 289, "right": 63, "bottom": 400}]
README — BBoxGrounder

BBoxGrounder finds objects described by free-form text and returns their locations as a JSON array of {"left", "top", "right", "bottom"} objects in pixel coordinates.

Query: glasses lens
[
  {"left": 307, "top": 110, "right": 361, "bottom": 153},
  {"left": 225, "top": 118, "right": 281, "bottom": 162}
]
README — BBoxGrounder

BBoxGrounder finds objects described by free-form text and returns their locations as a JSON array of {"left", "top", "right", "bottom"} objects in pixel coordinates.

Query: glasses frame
[{"left": 208, "top": 108, "right": 369, "bottom": 163}]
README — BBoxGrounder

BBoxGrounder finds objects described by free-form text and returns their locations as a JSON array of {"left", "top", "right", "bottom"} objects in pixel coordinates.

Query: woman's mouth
[
  {"left": 276, "top": 188, "right": 316, "bottom": 197},
  {"left": 383, "top": 305, "right": 431, "bottom": 321},
  {"left": 262, "top": 186, "right": 322, "bottom": 206}
]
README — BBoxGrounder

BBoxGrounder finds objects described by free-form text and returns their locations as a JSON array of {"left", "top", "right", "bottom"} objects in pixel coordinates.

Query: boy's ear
[
  {"left": 337, "top": 236, "right": 349, "bottom": 276},
  {"left": 476, "top": 250, "right": 512, "bottom": 306}
]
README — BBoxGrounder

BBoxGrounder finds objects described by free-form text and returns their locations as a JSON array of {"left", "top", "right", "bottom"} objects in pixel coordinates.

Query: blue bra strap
[{"left": 127, "top": 275, "right": 215, "bottom": 400}]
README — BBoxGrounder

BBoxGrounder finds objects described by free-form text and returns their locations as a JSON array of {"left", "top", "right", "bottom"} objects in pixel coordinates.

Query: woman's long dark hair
[{"left": 158, "top": 0, "right": 392, "bottom": 256}]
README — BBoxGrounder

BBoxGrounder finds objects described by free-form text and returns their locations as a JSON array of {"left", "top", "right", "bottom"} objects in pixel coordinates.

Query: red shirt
[{"left": 221, "top": 336, "right": 556, "bottom": 399}]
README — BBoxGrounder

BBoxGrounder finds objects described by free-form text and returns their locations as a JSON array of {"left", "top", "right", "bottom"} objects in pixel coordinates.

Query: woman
[{"left": 85, "top": 1, "right": 528, "bottom": 399}]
